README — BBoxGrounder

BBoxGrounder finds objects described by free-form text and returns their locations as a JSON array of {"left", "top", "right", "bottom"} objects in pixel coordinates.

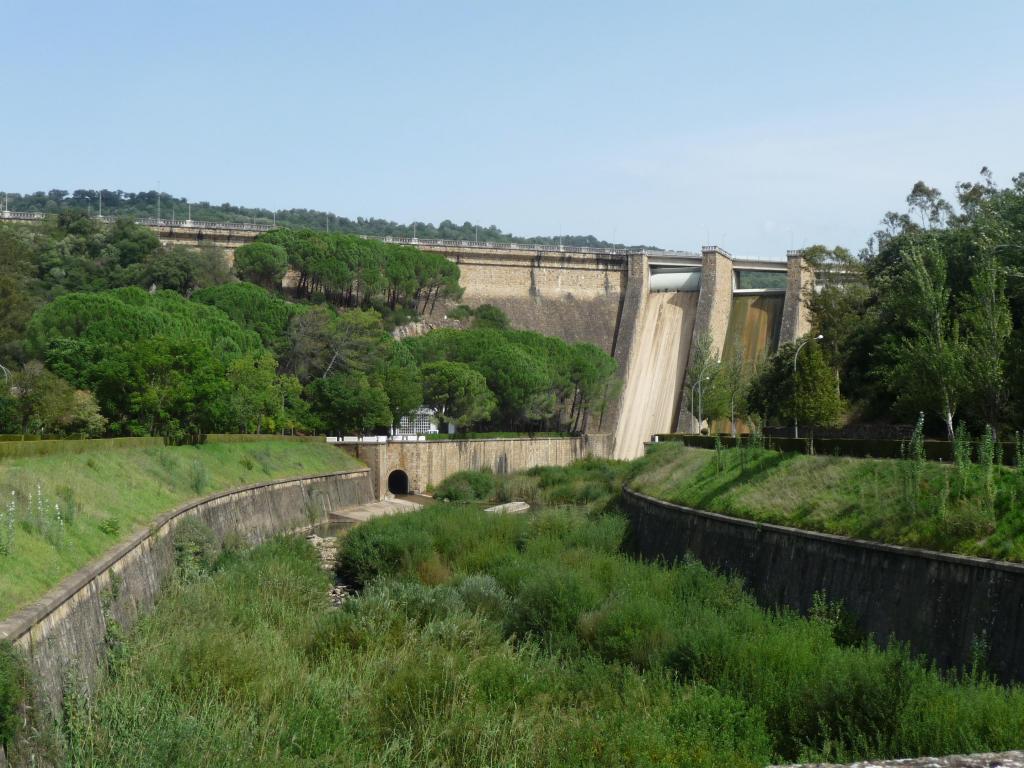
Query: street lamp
[{"left": 793, "top": 334, "right": 824, "bottom": 439}]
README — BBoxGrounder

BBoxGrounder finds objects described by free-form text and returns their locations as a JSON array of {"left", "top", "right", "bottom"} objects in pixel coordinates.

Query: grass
[
  {"left": 61, "top": 502, "right": 1024, "bottom": 766},
  {"left": 628, "top": 442, "right": 1024, "bottom": 561},
  {"left": 0, "top": 441, "right": 362, "bottom": 618}
]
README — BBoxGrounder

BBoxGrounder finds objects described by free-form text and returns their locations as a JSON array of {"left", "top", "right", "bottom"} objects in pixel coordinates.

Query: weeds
[
  {"left": 187, "top": 460, "right": 209, "bottom": 495},
  {"left": 67, "top": 508, "right": 1024, "bottom": 767}
]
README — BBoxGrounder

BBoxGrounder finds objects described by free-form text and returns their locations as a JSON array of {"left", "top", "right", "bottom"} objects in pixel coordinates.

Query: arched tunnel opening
[{"left": 387, "top": 469, "right": 410, "bottom": 496}]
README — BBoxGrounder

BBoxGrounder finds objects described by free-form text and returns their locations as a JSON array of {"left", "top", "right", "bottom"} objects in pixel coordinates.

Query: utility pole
[
  {"left": 98, "top": 189, "right": 102, "bottom": 218},
  {"left": 157, "top": 181, "right": 161, "bottom": 221},
  {"left": 793, "top": 334, "right": 824, "bottom": 439}
]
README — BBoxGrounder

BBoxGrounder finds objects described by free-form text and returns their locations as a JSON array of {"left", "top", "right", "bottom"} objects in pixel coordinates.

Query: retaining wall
[
  {"left": 0, "top": 468, "right": 373, "bottom": 766},
  {"left": 350, "top": 435, "right": 611, "bottom": 499},
  {"left": 622, "top": 487, "right": 1024, "bottom": 683}
]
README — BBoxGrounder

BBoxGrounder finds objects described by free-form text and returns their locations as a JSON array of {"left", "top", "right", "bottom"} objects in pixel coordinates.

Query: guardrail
[
  {"left": 0, "top": 210, "right": 45, "bottom": 221},
  {"left": 132, "top": 216, "right": 275, "bottom": 232}
]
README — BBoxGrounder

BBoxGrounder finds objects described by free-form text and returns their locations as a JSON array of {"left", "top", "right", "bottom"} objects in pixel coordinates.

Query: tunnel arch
[{"left": 387, "top": 469, "right": 410, "bottom": 496}]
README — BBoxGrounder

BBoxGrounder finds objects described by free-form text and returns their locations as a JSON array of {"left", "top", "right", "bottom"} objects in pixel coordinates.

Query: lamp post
[{"left": 793, "top": 334, "right": 824, "bottom": 439}]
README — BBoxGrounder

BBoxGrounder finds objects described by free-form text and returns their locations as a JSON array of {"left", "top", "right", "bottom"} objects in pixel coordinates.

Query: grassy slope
[
  {"left": 66, "top": 503, "right": 1024, "bottom": 766},
  {"left": 628, "top": 444, "right": 1024, "bottom": 561},
  {"left": 0, "top": 441, "right": 361, "bottom": 617}
]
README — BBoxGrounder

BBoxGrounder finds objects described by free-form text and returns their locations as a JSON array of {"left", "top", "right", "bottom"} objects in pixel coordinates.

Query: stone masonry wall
[
  {"left": 351, "top": 436, "right": 611, "bottom": 499},
  {"left": 622, "top": 487, "right": 1024, "bottom": 683},
  {"left": 0, "top": 469, "right": 373, "bottom": 767},
  {"left": 432, "top": 248, "right": 629, "bottom": 353}
]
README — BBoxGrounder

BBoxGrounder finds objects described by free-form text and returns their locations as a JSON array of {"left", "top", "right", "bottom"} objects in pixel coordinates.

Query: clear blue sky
[{"left": 2, "top": 0, "right": 1022, "bottom": 256}]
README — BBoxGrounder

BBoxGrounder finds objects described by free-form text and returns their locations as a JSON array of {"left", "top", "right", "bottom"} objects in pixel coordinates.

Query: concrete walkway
[{"left": 332, "top": 497, "right": 422, "bottom": 523}]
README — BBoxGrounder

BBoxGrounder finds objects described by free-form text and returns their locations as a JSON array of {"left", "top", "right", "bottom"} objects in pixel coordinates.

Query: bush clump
[
  {"left": 172, "top": 517, "right": 220, "bottom": 581},
  {"left": 0, "top": 642, "right": 25, "bottom": 750},
  {"left": 432, "top": 469, "right": 497, "bottom": 502}
]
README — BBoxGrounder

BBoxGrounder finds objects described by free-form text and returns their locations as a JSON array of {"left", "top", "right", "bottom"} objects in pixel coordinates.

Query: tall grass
[{"left": 65, "top": 505, "right": 1024, "bottom": 766}]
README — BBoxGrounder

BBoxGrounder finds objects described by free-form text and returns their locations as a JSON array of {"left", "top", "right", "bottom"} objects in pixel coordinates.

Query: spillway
[
  {"left": 613, "top": 291, "right": 698, "bottom": 460},
  {"left": 723, "top": 294, "right": 785, "bottom": 364},
  {"left": 711, "top": 294, "right": 785, "bottom": 434}
]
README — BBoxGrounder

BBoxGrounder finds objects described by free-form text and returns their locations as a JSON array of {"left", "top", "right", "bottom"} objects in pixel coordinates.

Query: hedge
[
  {"left": 0, "top": 436, "right": 164, "bottom": 460},
  {"left": 201, "top": 434, "right": 322, "bottom": 444},
  {"left": 652, "top": 433, "right": 1019, "bottom": 464}
]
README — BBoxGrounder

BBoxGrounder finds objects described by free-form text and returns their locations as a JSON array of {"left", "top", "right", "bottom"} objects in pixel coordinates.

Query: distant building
[{"left": 392, "top": 407, "right": 441, "bottom": 437}]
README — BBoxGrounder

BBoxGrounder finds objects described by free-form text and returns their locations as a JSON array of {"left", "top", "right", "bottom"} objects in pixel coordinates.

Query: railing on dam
[{"left": 0, "top": 209, "right": 274, "bottom": 232}]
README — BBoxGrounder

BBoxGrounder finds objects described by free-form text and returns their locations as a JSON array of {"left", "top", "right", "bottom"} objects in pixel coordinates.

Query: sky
[{"left": 2, "top": 0, "right": 1022, "bottom": 257}]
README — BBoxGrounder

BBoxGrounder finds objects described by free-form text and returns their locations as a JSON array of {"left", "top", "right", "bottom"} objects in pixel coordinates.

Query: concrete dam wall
[
  {"left": 0, "top": 469, "right": 374, "bottom": 766},
  {"left": 613, "top": 291, "right": 698, "bottom": 460},
  {"left": 622, "top": 486, "right": 1024, "bottom": 683}
]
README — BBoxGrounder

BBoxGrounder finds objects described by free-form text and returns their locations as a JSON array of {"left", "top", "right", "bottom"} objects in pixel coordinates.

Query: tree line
[
  {"left": 3, "top": 188, "right": 650, "bottom": 248},
  {"left": 241, "top": 230, "right": 462, "bottom": 315}
]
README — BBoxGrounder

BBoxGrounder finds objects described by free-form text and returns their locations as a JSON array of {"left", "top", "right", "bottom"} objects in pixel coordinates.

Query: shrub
[
  {"left": 0, "top": 643, "right": 25, "bottom": 749},
  {"left": 507, "top": 562, "right": 600, "bottom": 639},
  {"left": 578, "top": 592, "right": 677, "bottom": 669},
  {"left": 172, "top": 517, "right": 220, "bottom": 581},
  {"left": 188, "top": 459, "right": 209, "bottom": 495},
  {"left": 336, "top": 517, "right": 436, "bottom": 588},
  {"left": 98, "top": 516, "right": 121, "bottom": 537},
  {"left": 432, "top": 469, "right": 496, "bottom": 502},
  {"left": 457, "top": 574, "right": 511, "bottom": 621}
]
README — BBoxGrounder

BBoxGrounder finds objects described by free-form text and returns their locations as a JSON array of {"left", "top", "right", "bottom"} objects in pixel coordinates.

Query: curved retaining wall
[
  {"left": 0, "top": 468, "right": 372, "bottom": 766},
  {"left": 622, "top": 487, "right": 1024, "bottom": 683}
]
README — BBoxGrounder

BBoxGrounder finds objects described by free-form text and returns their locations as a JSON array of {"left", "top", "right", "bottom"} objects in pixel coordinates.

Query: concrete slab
[
  {"left": 332, "top": 497, "right": 422, "bottom": 523},
  {"left": 484, "top": 501, "right": 531, "bottom": 514}
]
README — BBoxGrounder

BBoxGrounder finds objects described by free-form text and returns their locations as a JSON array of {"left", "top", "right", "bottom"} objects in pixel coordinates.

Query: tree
[
  {"left": 284, "top": 306, "right": 390, "bottom": 383},
  {"left": 792, "top": 339, "right": 844, "bottom": 434},
  {"left": 421, "top": 361, "right": 497, "bottom": 428},
  {"left": 716, "top": 344, "right": 751, "bottom": 437},
  {"left": 233, "top": 241, "right": 288, "bottom": 289},
  {"left": 472, "top": 304, "right": 509, "bottom": 330},
  {"left": 683, "top": 331, "right": 719, "bottom": 433},
  {"left": 307, "top": 372, "right": 392, "bottom": 435},
  {"left": 882, "top": 244, "right": 968, "bottom": 439},
  {"left": 961, "top": 228, "right": 1012, "bottom": 435},
  {"left": 226, "top": 352, "right": 283, "bottom": 434}
]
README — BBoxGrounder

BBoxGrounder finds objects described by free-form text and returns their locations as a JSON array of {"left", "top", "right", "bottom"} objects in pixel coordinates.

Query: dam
[{"left": 0, "top": 213, "right": 814, "bottom": 457}]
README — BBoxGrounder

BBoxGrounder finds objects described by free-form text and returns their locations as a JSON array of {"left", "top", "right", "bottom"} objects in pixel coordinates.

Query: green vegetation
[
  {"left": 407, "top": 327, "right": 615, "bottom": 433},
  {"left": 64, "top": 493, "right": 1024, "bottom": 766},
  {"left": 794, "top": 172, "right": 1024, "bottom": 438},
  {"left": 432, "top": 459, "right": 631, "bottom": 507},
  {"left": 0, "top": 642, "right": 24, "bottom": 754},
  {"left": 5, "top": 188, "right": 649, "bottom": 249},
  {"left": 629, "top": 442, "right": 1024, "bottom": 561},
  {"left": 0, "top": 440, "right": 360, "bottom": 617},
  {"left": 1, "top": 217, "right": 614, "bottom": 440}
]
